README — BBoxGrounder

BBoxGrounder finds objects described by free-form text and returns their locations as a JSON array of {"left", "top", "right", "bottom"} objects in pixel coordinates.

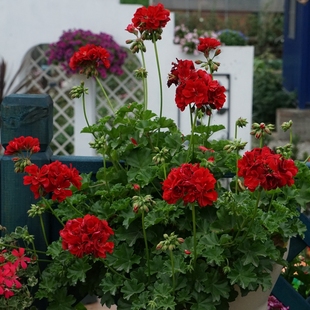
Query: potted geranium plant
[{"left": 0, "top": 3, "right": 309, "bottom": 310}]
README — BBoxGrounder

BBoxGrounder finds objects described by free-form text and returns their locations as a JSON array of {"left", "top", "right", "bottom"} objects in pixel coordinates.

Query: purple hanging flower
[
  {"left": 46, "top": 29, "right": 128, "bottom": 79},
  {"left": 268, "top": 295, "right": 290, "bottom": 310}
]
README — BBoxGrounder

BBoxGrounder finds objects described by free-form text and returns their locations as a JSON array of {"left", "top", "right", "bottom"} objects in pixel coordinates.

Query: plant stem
[
  {"left": 0, "top": 242, "right": 46, "bottom": 255},
  {"left": 81, "top": 91, "right": 97, "bottom": 140},
  {"left": 43, "top": 198, "right": 64, "bottom": 227},
  {"left": 66, "top": 200, "right": 84, "bottom": 217},
  {"left": 191, "top": 204, "right": 197, "bottom": 267},
  {"left": 30, "top": 240, "right": 42, "bottom": 276},
  {"left": 152, "top": 35, "right": 163, "bottom": 119},
  {"left": 169, "top": 249, "right": 176, "bottom": 293},
  {"left": 187, "top": 109, "right": 198, "bottom": 162},
  {"left": 95, "top": 75, "right": 115, "bottom": 114},
  {"left": 141, "top": 209, "right": 151, "bottom": 282},
  {"left": 39, "top": 214, "right": 49, "bottom": 247},
  {"left": 234, "top": 121, "right": 239, "bottom": 194},
  {"left": 140, "top": 51, "right": 148, "bottom": 110},
  {"left": 102, "top": 260, "right": 127, "bottom": 281}
]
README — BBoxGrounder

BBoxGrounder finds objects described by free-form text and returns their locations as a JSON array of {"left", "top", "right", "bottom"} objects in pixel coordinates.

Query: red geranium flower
[
  {"left": 197, "top": 37, "right": 221, "bottom": 57},
  {"left": 0, "top": 261, "right": 22, "bottom": 299},
  {"left": 162, "top": 163, "right": 217, "bottom": 207},
  {"left": 60, "top": 214, "right": 114, "bottom": 258},
  {"left": 238, "top": 146, "right": 298, "bottom": 192},
  {"left": 168, "top": 60, "right": 226, "bottom": 112},
  {"left": 23, "top": 160, "right": 82, "bottom": 202},
  {"left": 167, "top": 59, "right": 196, "bottom": 87},
  {"left": 69, "top": 44, "right": 110, "bottom": 78},
  {"left": 132, "top": 3, "right": 170, "bottom": 33},
  {"left": 11, "top": 248, "right": 31, "bottom": 270},
  {"left": 208, "top": 79, "right": 226, "bottom": 110},
  {"left": 4, "top": 136, "right": 40, "bottom": 155}
]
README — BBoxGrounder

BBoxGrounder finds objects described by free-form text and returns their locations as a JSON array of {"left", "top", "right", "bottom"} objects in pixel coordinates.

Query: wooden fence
[{"left": 1, "top": 94, "right": 310, "bottom": 309}]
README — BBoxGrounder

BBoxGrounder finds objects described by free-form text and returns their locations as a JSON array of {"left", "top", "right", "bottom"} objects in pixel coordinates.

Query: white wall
[{"left": 0, "top": 0, "right": 254, "bottom": 154}]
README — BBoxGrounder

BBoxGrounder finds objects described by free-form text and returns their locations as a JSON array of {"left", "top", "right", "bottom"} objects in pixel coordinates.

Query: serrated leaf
[
  {"left": 120, "top": 279, "right": 144, "bottom": 300},
  {"left": 227, "top": 261, "right": 257, "bottom": 289},
  {"left": 46, "top": 288, "right": 76, "bottom": 310},
  {"left": 204, "top": 270, "right": 230, "bottom": 302},
  {"left": 107, "top": 243, "right": 141, "bottom": 272},
  {"left": 191, "top": 291, "right": 217, "bottom": 310},
  {"left": 46, "top": 240, "right": 63, "bottom": 258},
  {"left": 126, "top": 148, "right": 152, "bottom": 168},
  {"left": 100, "top": 273, "right": 124, "bottom": 295},
  {"left": 202, "top": 246, "right": 225, "bottom": 265},
  {"left": 66, "top": 259, "right": 92, "bottom": 285}
]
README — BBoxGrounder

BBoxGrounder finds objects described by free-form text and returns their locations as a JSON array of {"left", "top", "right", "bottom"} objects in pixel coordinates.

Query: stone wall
[{"left": 276, "top": 108, "right": 310, "bottom": 141}]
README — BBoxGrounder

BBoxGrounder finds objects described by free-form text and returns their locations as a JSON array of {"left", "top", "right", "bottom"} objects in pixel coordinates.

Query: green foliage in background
[
  {"left": 217, "top": 30, "right": 247, "bottom": 46},
  {"left": 252, "top": 55, "right": 296, "bottom": 126},
  {"left": 120, "top": 0, "right": 149, "bottom": 6}
]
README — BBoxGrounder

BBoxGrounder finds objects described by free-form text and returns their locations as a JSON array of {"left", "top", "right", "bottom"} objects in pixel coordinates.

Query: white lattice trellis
[{"left": 22, "top": 44, "right": 143, "bottom": 155}]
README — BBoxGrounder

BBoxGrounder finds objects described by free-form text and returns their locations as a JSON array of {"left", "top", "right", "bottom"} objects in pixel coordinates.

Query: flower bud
[
  {"left": 281, "top": 120, "right": 293, "bottom": 132},
  {"left": 215, "top": 49, "right": 221, "bottom": 56},
  {"left": 236, "top": 117, "right": 248, "bottom": 128},
  {"left": 255, "top": 132, "right": 262, "bottom": 139},
  {"left": 133, "top": 184, "right": 140, "bottom": 191},
  {"left": 251, "top": 122, "right": 260, "bottom": 129},
  {"left": 177, "top": 237, "right": 185, "bottom": 244},
  {"left": 156, "top": 243, "right": 163, "bottom": 250},
  {"left": 184, "top": 249, "right": 191, "bottom": 255}
]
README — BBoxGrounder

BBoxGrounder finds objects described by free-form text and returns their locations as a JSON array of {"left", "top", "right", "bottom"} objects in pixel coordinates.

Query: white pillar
[{"left": 73, "top": 75, "right": 97, "bottom": 156}]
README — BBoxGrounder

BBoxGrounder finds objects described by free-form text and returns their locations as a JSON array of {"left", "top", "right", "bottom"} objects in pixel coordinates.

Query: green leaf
[
  {"left": 107, "top": 243, "right": 141, "bottom": 272},
  {"left": 191, "top": 291, "right": 217, "bottom": 310},
  {"left": 74, "top": 303, "right": 87, "bottom": 310},
  {"left": 149, "top": 255, "right": 165, "bottom": 275},
  {"left": 126, "top": 148, "right": 152, "bottom": 168},
  {"left": 164, "top": 254, "right": 187, "bottom": 275},
  {"left": 239, "top": 241, "right": 268, "bottom": 267},
  {"left": 204, "top": 270, "right": 230, "bottom": 302},
  {"left": 67, "top": 259, "right": 92, "bottom": 285},
  {"left": 120, "top": 279, "right": 145, "bottom": 300},
  {"left": 115, "top": 222, "right": 144, "bottom": 246},
  {"left": 46, "top": 240, "right": 63, "bottom": 259},
  {"left": 227, "top": 261, "right": 258, "bottom": 289},
  {"left": 100, "top": 273, "right": 124, "bottom": 295},
  {"left": 202, "top": 246, "right": 225, "bottom": 266},
  {"left": 46, "top": 288, "right": 76, "bottom": 310}
]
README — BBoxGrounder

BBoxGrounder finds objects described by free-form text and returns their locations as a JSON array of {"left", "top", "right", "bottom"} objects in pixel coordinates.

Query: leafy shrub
[
  {"left": 252, "top": 55, "right": 296, "bottom": 125},
  {"left": 217, "top": 29, "right": 248, "bottom": 46}
]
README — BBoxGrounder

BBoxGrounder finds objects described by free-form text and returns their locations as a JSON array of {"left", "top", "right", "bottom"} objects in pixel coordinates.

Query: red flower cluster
[
  {"left": 168, "top": 59, "right": 226, "bottom": 112},
  {"left": 60, "top": 214, "right": 114, "bottom": 258},
  {"left": 23, "top": 160, "right": 82, "bottom": 202},
  {"left": 69, "top": 44, "right": 110, "bottom": 78},
  {"left": 197, "top": 37, "right": 221, "bottom": 57},
  {"left": 238, "top": 146, "right": 298, "bottom": 192},
  {"left": 0, "top": 248, "right": 31, "bottom": 299},
  {"left": 4, "top": 136, "right": 40, "bottom": 155},
  {"left": 162, "top": 163, "right": 218, "bottom": 207},
  {"left": 132, "top": 3, "right": 170, "bottom": 33}
]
